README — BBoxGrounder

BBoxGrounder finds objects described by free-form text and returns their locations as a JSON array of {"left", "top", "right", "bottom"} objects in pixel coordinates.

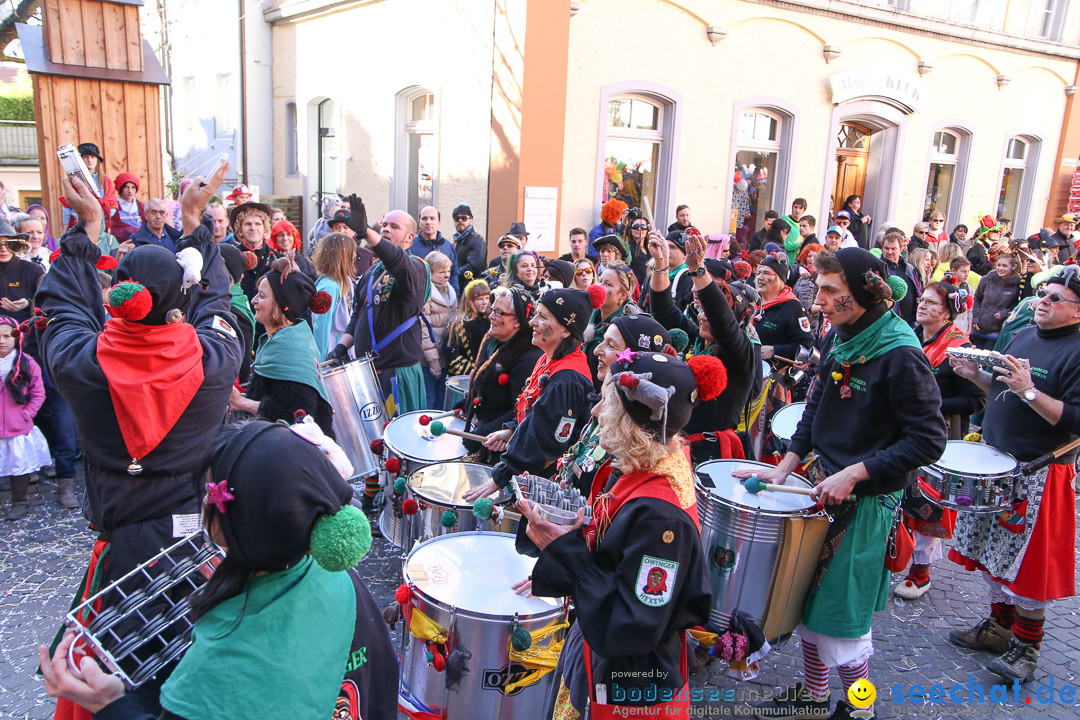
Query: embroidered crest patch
[
  {"left": 555, "top": 416, "right": 575, "bottom": 442},
  {"left": 638, "top": 333, "right": 650, "bottom": 349},
  {"left": 635, "top": 555, "right": 679, "bottom": 607},
  {"left": 212, "top": 315, "right": 237, "bottom": 339},
  {"left": 799, "top": 316, "right": 811, "bottom": 333}
]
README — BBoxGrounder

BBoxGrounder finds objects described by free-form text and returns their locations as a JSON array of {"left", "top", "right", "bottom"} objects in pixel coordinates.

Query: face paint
[{"left": 835, "top": 295, "right": 854, "bottom": 313}]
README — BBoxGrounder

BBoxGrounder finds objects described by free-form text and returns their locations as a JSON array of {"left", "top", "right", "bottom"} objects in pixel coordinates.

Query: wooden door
[{"left": 834, "top": 124, "right": 871, "bottom": 212}]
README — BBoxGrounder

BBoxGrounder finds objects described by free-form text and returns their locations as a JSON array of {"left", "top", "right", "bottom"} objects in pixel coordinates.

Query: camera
[{"left": 626, "top": 206, "right": 643, "bottom": 221}]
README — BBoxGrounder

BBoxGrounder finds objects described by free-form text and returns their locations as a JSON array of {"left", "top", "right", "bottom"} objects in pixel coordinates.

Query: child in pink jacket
[{"left": 1, "top": 317, "right": 50, "bottom": 520}]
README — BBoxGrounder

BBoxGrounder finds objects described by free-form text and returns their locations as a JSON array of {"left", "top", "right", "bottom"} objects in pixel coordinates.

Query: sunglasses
[
  {"left": 0, "top": 238, "right": 29, "bottom": 253},
  {"left": 1036, "top": 288, "right": 1080, "bottom": 304},
  {"left": 631, "top": 223, "right": 648, "bottom": 230},
  {"left": 453, "top": 215, "right": 469, "bottom": 221},
  {"left": 914, "top": 230, "right": 928, "bottom": 236},
  {"left": 574, "top": 268, "right": 594, "bottom": 276}
]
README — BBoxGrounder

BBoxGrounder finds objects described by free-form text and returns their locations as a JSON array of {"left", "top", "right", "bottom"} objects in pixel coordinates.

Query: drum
[
  {"left": 320, "top": 357, "right": 387, "bottom": 480},
  {"left": 380, "top": 412, "right": 469, "bottom": 548},
  {"left": 391, "top": 463, "right": 517, "bottom": 549},
  {"left": 770, "top": 402, "right": 806, "bottom": 450},
  {"left": 695, "top": 460, "right": 828, "bottom": 643},
  {"left": 399, "top": 533, "right": 567, "bottom": 720},
  {"left": 919, "top": 441, "right": 1018, "bottom": 513},
  {"left": 444, "top": 375, "right": 471, "bottom": 411}
]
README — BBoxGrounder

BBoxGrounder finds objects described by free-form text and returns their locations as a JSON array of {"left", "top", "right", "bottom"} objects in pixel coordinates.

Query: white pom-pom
[
  {"left": 290, "top": 415, "right": 355, "bottom": 480},
  {"left": 176, "top": 247, "right": 204, "bottom": 291}
]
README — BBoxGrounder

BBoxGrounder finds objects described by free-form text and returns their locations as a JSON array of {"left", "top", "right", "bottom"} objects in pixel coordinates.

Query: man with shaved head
[
  {"left": 410, "top": 205, "right": 459, "bottom": 292},
  {"left": 129, "top": 197, "right": 181, "bottom": 253},
  {"left": 329, "top": 206, "right": 431, "bottom": 425}
]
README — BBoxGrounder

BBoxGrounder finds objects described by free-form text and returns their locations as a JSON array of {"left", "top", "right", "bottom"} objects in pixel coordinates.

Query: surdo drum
[
  {"left": 319, "top": 357, "right": 387, "bottom": 479},
  {"left": 398, "top": 533, "right": 567, "bottom": 720},
  {"left": 695, "top": 460, "right": 828, "bottom": 643},
  {"left": 919, "top": 440, "right": 1018, "bottom": 513}
]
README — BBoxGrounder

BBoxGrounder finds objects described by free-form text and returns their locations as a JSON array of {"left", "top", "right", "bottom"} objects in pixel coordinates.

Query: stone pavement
[{"left": 3, "top": 473, "right": 1078, "bottom": 719}]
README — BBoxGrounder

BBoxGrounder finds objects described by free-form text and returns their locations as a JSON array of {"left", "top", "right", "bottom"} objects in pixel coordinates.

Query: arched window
[
  {"left": 285, "top": 100, "right": 298, "bottom": 177},
  {"left": 923, "top": 128, "right": 970, "bottom": 222},
  {"left": 998, "top": 135, "right": 1039, "bottom": 232},
  {"left": 602, "top": 95, "right": 663, "bottom": 213},
  {"left": 736, "top": 109, "right": 785, "bottom": 234},
  {"left": 395, "top": 88, "right": 437, "bottom": 217}
]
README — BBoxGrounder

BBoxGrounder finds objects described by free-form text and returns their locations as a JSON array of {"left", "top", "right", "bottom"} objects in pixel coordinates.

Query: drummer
[
  {"left": 461, "top": 285, "right": 542, "bottom": 459},
  {"left": 739, "top": 248, "right": 946, "bottom": 720},
  {"left": 462, "top": 287, "right": 601, "bottom": 501},
  {"left": 893, "top": 281, "right": 985, "bottom": 601},
  {"left": 947, "top": 265, "right": 1080, "bottom": 683},
  {"left": 516, "top": 351, "right": 722, "bottom": 717},
  {"left": 327, "top": 206, "right": 430, "bottom": 414}
]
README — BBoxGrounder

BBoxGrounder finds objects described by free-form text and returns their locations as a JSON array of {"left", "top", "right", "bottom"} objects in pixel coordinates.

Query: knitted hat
[
  {"left": 77, "top": 142, "right": 103, "bottom": 162},
  {"left": 545, "top": 258, "right": 575, "bottom": 288},
  {"left": 665, "top": 230, "right": 687, "bottom": 252},
  {"left": 594, "top": 234, "right": 630, "bottom": 261},
  {"left": 266, "top": 258, "right": 332, "bottom": 321},
  {"left": 705, "top": 258, "right": 735, "bottom": 282},
  {"left": 759, "top": 251, "right": 789, "bottom": 283},
  {"left": 504, "top": 284, "right": 536, "bottom": 328},
  {"left": 207, "top": 421, "right": 370, "bottom": 573},
  {"left": 539, "top": 286, "right": 604, "bottom": 340},
  {"left": 1045, "top": 264, "right": 1080, "bottom": 299},
  {"left": 612, "top": 313, "right": 671, "bottom": 353},
  {"left": 608, "top": 351, "right": 727, "bottom": 441},
  {"left": 452, "top": 204, "right": 473, "bottom": 218},
  {"left": 829, "top": 247, "right": 894, "bottom": 310},
  {"left": 113, "top": 172, "right": 139, "bottom": 193},
  {"left": 107, "top": 245, "right": 192, "bottom": 325},
  {"left": 218, "top": 243, "right": 246, "bottom": 284}
]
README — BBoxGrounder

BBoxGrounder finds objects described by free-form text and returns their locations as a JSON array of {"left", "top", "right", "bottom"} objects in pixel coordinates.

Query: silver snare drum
[
  {"left": 769, "top": 402, "right": 806, "bottom": 450},
  {"left": 403, "top": 463, "right": 517, "bottom": 546},
  {"left": 444, "top": 375, "right": 471, "bottom": 411},
  {"left": 320, "top": 357, "right": 386, "bottom": 480},
  {"left": 695, "top": 460, "right": 827, "bottom": 643},
  {"left": 399, "top": 533, "right": 567, "bottom": 720},
  {"left": 919, "top": 441, "right": 1018, "bottom": 513}
]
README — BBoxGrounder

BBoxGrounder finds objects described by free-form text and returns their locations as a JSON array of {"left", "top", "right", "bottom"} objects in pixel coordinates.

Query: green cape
[{"left": 253, "top": 321, "right": 329, "bottom": 402}]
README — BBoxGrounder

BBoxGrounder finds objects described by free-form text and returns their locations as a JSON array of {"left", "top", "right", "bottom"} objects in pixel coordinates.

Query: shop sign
[{"left": 828, "top": 67, "right": 924, "bottom": 113}]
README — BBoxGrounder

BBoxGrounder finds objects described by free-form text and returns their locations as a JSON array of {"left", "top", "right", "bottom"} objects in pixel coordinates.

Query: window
[
  {"left": 318, "top": 99, "right": 338, "bottom": 201},
  {"left": 602, "top": 95, "right": 663, "bottom": 213},
  {"left": 998, "top": 138, "right": 1029, "bottom": 224},
  {"left": 183, "top": 77, "right": 195, "bottom": 131},
  {"left": 216, "top": 74, "right": 232, "bottom": 135},
  {"left": 736, "top": 110, "right": 784, "bottom": 234},
  {"left": 285, "top": 101, "right": 298, "bottom": 177},
  {"left": 405, "top": 91, "right": 436, "bottom": 218},
  {"left": 924, "top": 130, "right": 966, "bottom": 221},
  {"left": 947, "top": 0, "right": 1006, "bottom": 30},
  {"left": 1026, "top": 0, "right": 1067, "bottom": 41}
]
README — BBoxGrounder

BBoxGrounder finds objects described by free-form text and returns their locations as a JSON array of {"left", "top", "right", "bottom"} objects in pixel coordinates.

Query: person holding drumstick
[
  {"left": 947, "top": 265, "right": 1080, "bottom": 683},
  {"left": 517, "top": 350, "right": 720, "bottom": 719},
  {"left": 738, "top": 248, "right": 946, "bottom": 720}
]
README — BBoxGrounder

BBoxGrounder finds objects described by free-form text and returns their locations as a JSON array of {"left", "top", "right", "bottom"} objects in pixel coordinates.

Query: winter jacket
[
  {"left": 130, "top": 222, "right": 182, "bottom": 253},
  {"left": 409, "top": 232, "right": 460, "bottom": 293},
  {"left": 882, "top": 257, "right": 919, "bottom": 324},
  {"left": 973, "top": 272, "right": 1022, "bottom": 335},
  {"left": 0, "top": 353, "right": 45, "bottom": 437},
  {"left": 453, "top": 226, "right": 487, "bottom": 286},
  {"left": 420, "top": 284, "right": 457, "bottom": 373}
]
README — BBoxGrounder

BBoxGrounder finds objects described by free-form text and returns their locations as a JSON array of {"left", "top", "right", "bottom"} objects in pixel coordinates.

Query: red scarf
[
  {"left": 583, "top": 448, "right": 700, "bottom": 551},
  {"left": 922, "top": 322, "right": 969, "bottom": 368},
  {"left": 97, "top": 319, "right": 205, "bottom": 462},
  {"left": 760, "top": 285, "right": 799, "bottom": 311},
  {"left": 514, "top": 350, "right": 591, "bottom": 423}
]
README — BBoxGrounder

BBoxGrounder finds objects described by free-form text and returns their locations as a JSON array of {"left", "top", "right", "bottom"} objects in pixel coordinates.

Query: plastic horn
[
  {"left": 642, "top": 196, "right": 655, "bottom": 228},
  {"left": 428, "top": 420, "right": 486, "bottom": 442},
  {"left": 743, "top": 476, "right": 855, "bottom": 503}
]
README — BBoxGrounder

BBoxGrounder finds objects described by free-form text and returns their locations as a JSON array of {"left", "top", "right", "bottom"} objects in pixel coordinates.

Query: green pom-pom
[
  {"left": 430, "top": 420, "right": 446, "bottom": 436},
  {"left": 440, "top": 509, "right": 457, "bottom": 528},
  {"left": 886, "top": 275, "right": 908, "bottom": 302},
  {"left": 669, "top": 328, "right": 689, "bottom": 354},
  {"left": 310, "top": 505, "right": 371, "bottom": 571},
  {"left": 427, "top": 650, "right": 435, "bottom": 662},
  {"left": 511, "top": 626, "right": 532, "bottom": 652},
  {"left": 109, "top": 280, "right": 145, "bottom": 306},
  {"left": 472, "top": 498, "right": 494, "bottom": 520},
  {"left": 393, "top": 477, "right": 406, "bottom": 494}
]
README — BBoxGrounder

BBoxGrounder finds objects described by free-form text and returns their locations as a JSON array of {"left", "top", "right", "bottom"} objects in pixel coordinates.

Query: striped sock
[
  {"left": 837, "top": 660, "right": 869, "bottom": 695},
  {"left": 364, "top": 476, "right": 380, "bottom": 498},
  {"left": 907, "top": 564, "right": 930, "bottom": 585},
  {"left": 801, "top": 639, "right": 830, "bottom": 702},
  {"left": 990, "top": 602, "right": 1016, "bottom": 629},
  {"left": 1012, "top": 615, "right": 1045, "bottom": 649}
]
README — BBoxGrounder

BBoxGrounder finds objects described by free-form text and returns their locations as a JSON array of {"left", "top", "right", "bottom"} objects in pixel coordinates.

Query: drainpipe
[{"left": 238, "top": 0, "right": 249, "bottom": 183}]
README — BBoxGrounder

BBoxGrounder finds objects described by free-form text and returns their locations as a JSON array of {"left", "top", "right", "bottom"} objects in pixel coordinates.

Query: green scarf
[
  {"left": 668, "top": 262, "right": 687, "bottom": 281},
  {"left": 230, "top": 282, "right": 255, "bottom": 330},
  {"left": 253, "top": 321, "right": 329, "bottom": 402},
  {"left": 160, "top": 557, "right": 355, "bottom": 720},
  {"left": 589, "top": 305, "right": 625, "bottom": 344},
  {"left": 829, "top": 309, "right": 920, "bottom": 366}
]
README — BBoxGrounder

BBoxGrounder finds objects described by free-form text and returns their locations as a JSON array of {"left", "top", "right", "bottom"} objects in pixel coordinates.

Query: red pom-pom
[
  {"left": 107, "top": 281, "right": 153, "bottom": 321},
  {"left": 587, "top": 284, "right": 606, "bottom": 309},
  {"left": 688, "top": 355, "right": 728, "bottom": 402},
  {"left": 418, "top": 415, "right": 431, "bottom": 425},
  {"left": 432, "top": 652, "right": 446, "bottom": 672},
  {"left": 1068, "top": 258, "right": 1077, "bottom": 266},
  {"left": 947, "top": 275, "right": 958, "bottom": 285},
  {"left": 385, "top": 457, "right": 402, "bottom": 474},
  {"left": 619, "top": 373, "right": 640, "bottom": 388},
  {"left": 293, "top": 409, "right": 307, "bottom": 420},
  {"left": 369, "top": 438, "right": 384, "bottom": 455},
  {"left": 402, "top": 498, "right": 419, "bottom": 515},
  {"left": 395, "top": 584, "right": 411, "bottom": 604},
  {"left": 733, "top": 261, "right": 752, "bottom": 280},
  {"left": 242, "top": 250, "right": 258, "bottom": 270},
  {"left": 308, "top": 290, "right": 332, "bottom": 314},
  {"left": 96, "top": 255, "right": 118, "bottom": 271},
  {"left": 498, "top": 373, "right": 509, "bottom": 385}
]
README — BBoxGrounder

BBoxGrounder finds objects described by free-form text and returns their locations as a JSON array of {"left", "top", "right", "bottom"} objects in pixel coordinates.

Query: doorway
[{"left": 834, "top": 123, "right": 871, "bottom": 214}]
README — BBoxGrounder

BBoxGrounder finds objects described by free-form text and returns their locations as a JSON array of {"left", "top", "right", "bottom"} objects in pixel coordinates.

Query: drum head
[
  {"left": 446, "top": 375, "right": 470, "bottom": 392},
  {"left": 404, "top": 533, "right": 561, "bottom": 619},
  {"left": 384, "top": 411, "right": 466, "bottom": 463},
  {"left": 935, "top": 441, "right": 1017, "bottom": 475},
  {"left": 771, "top": 403, "right": 807, "bottom": 442},
  {"left": 696, "top": 460, "right": 816, "bottom": 513},
  {"left": 409, "top": 463, "right": 509, "bottom": 508}
]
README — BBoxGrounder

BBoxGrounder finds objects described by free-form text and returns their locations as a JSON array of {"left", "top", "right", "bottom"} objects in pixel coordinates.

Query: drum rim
[
  {"left": 384, "top": 411, "right": 468, "bottom": 464},
  {"left": 695, "top": 459, "right": 820, "bottom": 518},
  {"left": 318, "top": 355, "right": 378, "bottom": 378},
  {"left": 402, "top": 532, "right": 567, "bottom": 622},
  {"left": 407, "top": 461, "right": 510, "bottom": 508},
  {"left": 918, "top": 484, "right": 1011, "bottom": 513},
  {"left": 770, "top": 402, "right": 807, "bottom": 440},
  {"left": 928, "top": 440, "right": 1018, "bottom": 475}
]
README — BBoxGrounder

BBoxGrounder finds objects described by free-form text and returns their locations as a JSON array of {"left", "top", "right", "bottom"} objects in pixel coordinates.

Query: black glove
[
  {"left": 328, "top": 343, "right": 350, "bottom": 365},
  {"left": 344, "top": 194, "right": 368, "bottom": 238}
]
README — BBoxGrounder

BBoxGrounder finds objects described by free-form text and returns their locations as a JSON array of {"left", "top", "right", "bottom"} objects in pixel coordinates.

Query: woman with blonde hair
[
  {"left": 422, "top": 251, "right": 457, "bottom": 408},
  {"left": 572, "top": 258, "right": 596, "bottom": 290},
  {"left": 311, "top": 233, "right": 357, "bottom": 360},
  {"left": 908, "top": 247, "right": 933, "bottom": 295},
  {"left": 444, "top": 279, "right": 491, "bottom": 377}
]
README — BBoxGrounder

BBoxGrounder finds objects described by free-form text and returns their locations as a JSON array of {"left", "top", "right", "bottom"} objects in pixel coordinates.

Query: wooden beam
[
  {"left": 100, "top": 80, "right": 128, "bottom": 174},
  {"left": 56, "top": 0, "right": 85, "bottom": 66},
  {"left": 144, "top": 84, "right": 163, "bottom": 199},
  {"left": 32, "top": 74, "right": 60, "bottom": 230},
  {"left": 123, "top": 4, "right": 142, "bottom": 73}
]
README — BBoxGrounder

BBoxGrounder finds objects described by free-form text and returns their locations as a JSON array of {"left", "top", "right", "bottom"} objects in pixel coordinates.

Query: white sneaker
[{"left": 893, "top": 577, "right": 930, "bottom": 600}]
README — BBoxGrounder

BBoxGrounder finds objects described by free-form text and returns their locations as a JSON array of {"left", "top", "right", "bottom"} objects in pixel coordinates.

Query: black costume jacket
[{"left": 756, "top": 296, "right": 813, "bottom": 361}]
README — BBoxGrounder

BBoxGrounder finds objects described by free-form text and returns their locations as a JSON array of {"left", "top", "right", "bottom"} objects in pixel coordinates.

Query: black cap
[
  {"left": 832, "top": 247, "right": 893, "bottom": 310},
  {"left": 759, "top": 251, "right": 790, "bottom": 283},
  {"left": 114, "top": 245, "right": 189, "bottom": 326},
  {"left": 609, "top": 351, "right": 721, "bottom": 441},
  {"left": 508, "top": 221, "right": 529, "bottom": 237},
  {"left": 266, "top": 260, "right": 324, "bottom": 321},
  {"left": 545, "top": 258, "right": 575, "bottom": 288},
  {"left": 77, "top": 142, "right": 103, "bottom": 162},
  {"left": 665, "top": 230, "right": 687, "bottom": 252},
  {"left": 218, "top": 242, "right": 245, "bottom": 284},
  {"left": 612, "top": 313, "right": 670, "bottom": 353},
  {"left": 1046, "top": 264, "right": 1080, "bottom": 299},
  {"left": 330, "top": 209, "right": 351, "bottom": 227},
  {"left": 539, "top": 287, "right": 602, "bottom": 340},
  {"left": 704, "top": 258, "right": 735, "bottom": 282},
  {"left": 452, "top": 204, "right": 473, "bottom": 218},
  {"left": 594, "top": 233, "right": 630, "bottom": 262}
]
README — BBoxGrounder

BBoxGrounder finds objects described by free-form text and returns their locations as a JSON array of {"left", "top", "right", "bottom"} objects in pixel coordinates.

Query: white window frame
[
  {"left": 995, "top": 133, "right": 1041, "bottom": 237},
  {"left": 923, "top": 125, "right": 972, "bottom": 223},
  {"left": 1026, "top": 0, "right": 1068, "bottom": 41},
  {"left": 601, "top": 94, "right": 665, "bottom": 214},
  {"left": 216, "top": 74, "right": 233, "bottom": 135},
  {"left": 183, "top": 77, "right": 195, "bottom": 132},
  {"left": 724, "top": 98, "right": 798, "bottom": 235},
  {"left": 392, "top": 86, "right": 438, "bottom": 214},
  {"left": 285, "top": 100, "right": 299, "bottom": 178}
]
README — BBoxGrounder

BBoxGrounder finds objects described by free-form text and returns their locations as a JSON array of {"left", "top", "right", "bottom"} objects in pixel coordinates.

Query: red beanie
[{"left": 114, "top": 172, "right": 140, "bottom": 193}]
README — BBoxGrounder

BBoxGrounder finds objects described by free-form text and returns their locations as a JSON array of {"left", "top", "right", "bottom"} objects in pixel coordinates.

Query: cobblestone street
[{"left": 3, "top": 475, "right": 1078, "bottom": 719}]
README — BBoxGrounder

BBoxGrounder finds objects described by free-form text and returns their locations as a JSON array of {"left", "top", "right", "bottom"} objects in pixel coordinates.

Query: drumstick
[
  {"left": 428, "top": 420, "right": 486, "bottom": 443},
  {"left": 743, "top": 476, "right": 856, "bottom": 502},
  {"left": 1019, "top": 437, "right": 1080, "bottom": 476},
  {"left": 417, "top": 410, "right": 456, "bottom": 425},
  {"left": 642, "top": 197, "right": 655, "bottom": 229}
]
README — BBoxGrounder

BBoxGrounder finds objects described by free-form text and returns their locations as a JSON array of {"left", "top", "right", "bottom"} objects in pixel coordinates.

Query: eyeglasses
[
  {"left": 914, "top": 230, "right": 929, "bottom": 236},
  {"left": 917, "top": 297, "right": 942, "bottom": 307},
  {"left": 1036, "top": 288, "right": 1080, "bottom": 304},
  {"left": 490, "top": 308, "right": 515, "bottom": 318},
  {"left": 631, "top": 224, "right": 648, "bottom": 230}
]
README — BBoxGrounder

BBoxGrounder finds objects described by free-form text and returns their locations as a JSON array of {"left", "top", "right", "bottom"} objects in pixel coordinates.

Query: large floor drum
[{"left": 443, "top": 375, "right": 470, "bottom": 411}]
